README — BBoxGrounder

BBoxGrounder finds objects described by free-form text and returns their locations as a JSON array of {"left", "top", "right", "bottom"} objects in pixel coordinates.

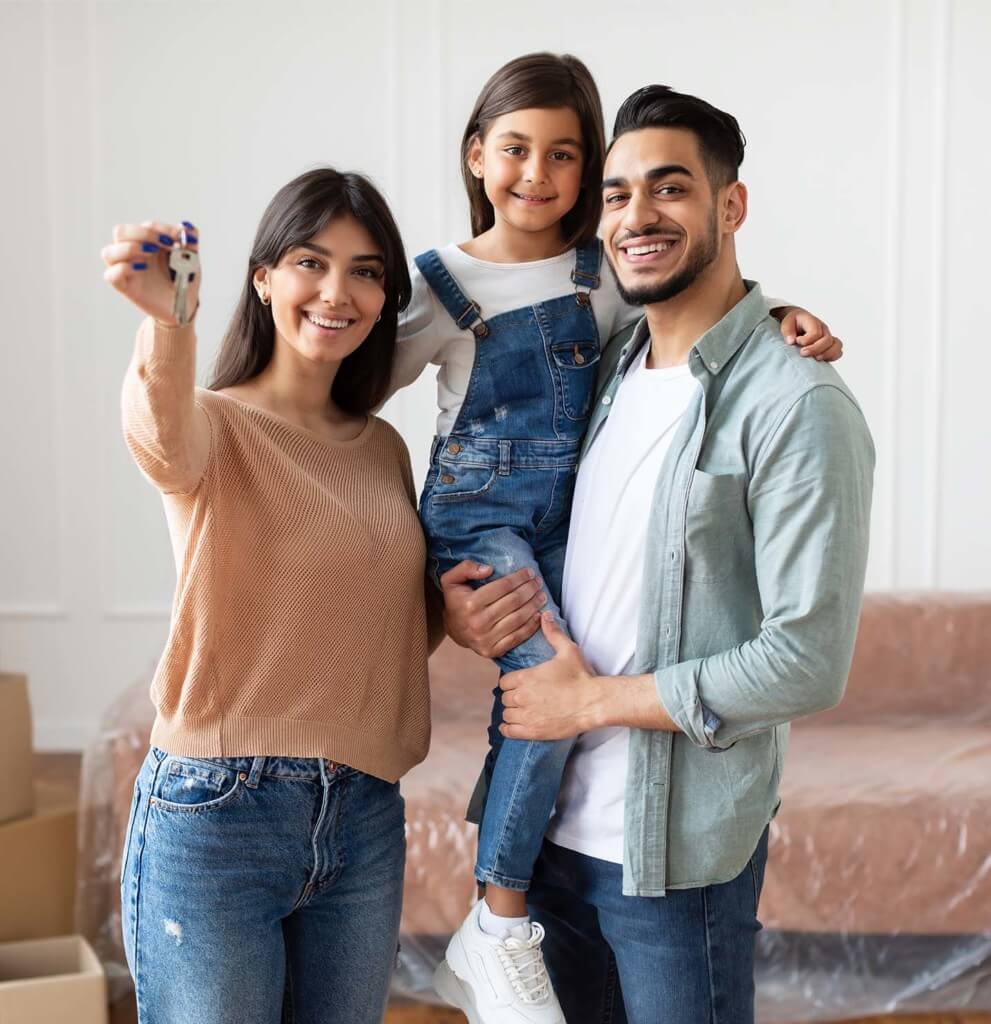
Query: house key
[{"left": 169, "top": 228, "right": 199, "bottom": 326}]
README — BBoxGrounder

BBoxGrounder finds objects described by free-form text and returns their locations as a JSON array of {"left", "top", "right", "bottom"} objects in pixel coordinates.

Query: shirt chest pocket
[{"left": 684, "top": 470, "right": 749, "bottom": 584}]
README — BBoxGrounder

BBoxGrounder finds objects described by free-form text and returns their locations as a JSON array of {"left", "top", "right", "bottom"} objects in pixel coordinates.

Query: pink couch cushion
[
  {"left": 819, "top": 594, "right": 991, "bottom": 726},
  {"left": 763, "top": 724, "right": 991, "bottom": 934}
]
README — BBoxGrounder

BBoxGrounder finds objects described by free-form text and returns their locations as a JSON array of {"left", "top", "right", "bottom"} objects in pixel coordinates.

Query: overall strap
[
  {"left": 413, "top": 249, "right": 490, "bottom": 339},
  {"left": 571, "top": 239, "right": 603, "bottom": 306}
]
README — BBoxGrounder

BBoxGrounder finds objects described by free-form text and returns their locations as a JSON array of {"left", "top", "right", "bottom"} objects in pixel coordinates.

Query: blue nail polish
[
  {"left": 132, "top": 262, "right": 148, "bottom": 270},
  {"left": 141, "top": 242, "right": 159, "bottom": 253},
  {"left": 182, "top": 221, "right": 195, "bottom": 230},
  {"left": 186, "top": 234, "right": 198, "bottom": 245},
  {"left": 158, "top": 234, "right": 174, "bottom": 245},
  {"left": 169, "top": 268, "right": 176, "bottom": 281}
]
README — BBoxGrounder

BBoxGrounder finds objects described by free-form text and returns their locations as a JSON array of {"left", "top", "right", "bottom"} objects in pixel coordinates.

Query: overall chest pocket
[
  {"left": 549, "top": 340, "right": 601, "bottom": 421},
  {"left": 684, "top": 470, "right": 749, "bottom": 584}
]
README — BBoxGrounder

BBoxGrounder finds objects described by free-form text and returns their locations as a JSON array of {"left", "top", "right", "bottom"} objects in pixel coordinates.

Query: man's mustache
[{"left": 615, "top": 225, "right": 684, "bottom": 246}]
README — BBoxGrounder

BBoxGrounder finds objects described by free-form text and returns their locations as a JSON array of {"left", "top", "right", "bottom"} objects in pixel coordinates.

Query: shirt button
[
  {"left": 440, "top": 473, "right": 455, "bottom": 484},
  {"left": 709, "top": 361, "right": 719, "bottom": 370},
  {"left": 446, "top": 443, "right": 462, "bottom": 455},
  {"left": 602, "top": 395, "right": 612, "bottom": 406}
]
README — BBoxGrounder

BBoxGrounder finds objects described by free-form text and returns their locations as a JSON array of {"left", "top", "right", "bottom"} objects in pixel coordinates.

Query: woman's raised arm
[{"left": 103, "top": 221, "right": 210, "bottom": 493}]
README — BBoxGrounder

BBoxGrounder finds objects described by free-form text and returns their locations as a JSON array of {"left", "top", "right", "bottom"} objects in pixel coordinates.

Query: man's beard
[{"left": 610, "top": 210, "right": 720, "bottom": 307}]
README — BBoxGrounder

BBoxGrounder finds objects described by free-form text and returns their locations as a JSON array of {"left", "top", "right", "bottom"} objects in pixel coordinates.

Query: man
[{"left": 441, "top": 85, "right": 874, "bottom": 1023}]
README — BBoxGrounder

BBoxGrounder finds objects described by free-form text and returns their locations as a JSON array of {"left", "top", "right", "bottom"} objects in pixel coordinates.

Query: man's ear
[{"left": 722, "top": 180, "right": 748, "bottom": 235}]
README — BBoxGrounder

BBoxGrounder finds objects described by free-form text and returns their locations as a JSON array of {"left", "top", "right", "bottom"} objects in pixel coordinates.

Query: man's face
[{"left": 601, "top": 127, "right": 729, "bottom": 306}]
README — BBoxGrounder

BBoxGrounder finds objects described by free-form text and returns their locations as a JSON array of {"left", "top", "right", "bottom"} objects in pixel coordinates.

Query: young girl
[
  {"left": 388, "top": 53, "right": 842, "bottom": 1023},
  {"left": 106, "top": 169, "right": 440, "bottom": 1024}
]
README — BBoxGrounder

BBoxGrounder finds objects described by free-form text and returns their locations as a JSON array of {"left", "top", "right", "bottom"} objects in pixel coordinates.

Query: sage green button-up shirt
[{"left": 583, "top": 282, "right": 875, "bottom": 897}]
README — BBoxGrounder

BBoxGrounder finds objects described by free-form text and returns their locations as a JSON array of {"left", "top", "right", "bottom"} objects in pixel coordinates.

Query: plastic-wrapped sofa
[{"left": 76, "top": 594, "right": 991, "bottom": 1020}]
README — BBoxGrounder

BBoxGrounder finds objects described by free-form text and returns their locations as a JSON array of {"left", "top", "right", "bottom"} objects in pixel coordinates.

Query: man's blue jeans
[
  {"left": 120, "top": 747, "right": 405, "bottom": 1024},
  {"left": 527, "top": 828, "right": 769, "bottom": 1024}
]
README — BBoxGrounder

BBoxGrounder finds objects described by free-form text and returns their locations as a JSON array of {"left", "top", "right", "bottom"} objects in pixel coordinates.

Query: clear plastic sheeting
[
  {"left": 76, "top": 595, "right": 991, "bottom": 1018},
  {"left": 75, "top": 674, "right": 156, "bottom": 1007}
]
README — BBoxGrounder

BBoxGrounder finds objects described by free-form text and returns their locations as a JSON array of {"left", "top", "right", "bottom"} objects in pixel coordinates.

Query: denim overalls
[{"left": 417, "top": 242, "right": 603, "bottom": 890}]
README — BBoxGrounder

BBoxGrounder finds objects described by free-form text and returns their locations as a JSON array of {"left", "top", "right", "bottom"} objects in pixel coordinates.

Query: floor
[
  {"left": 384, "top": 1009, "right": 991, "bottom": 1024},
  {"left": 36, "top": 752, "right": 988, "bottom": 1024}
]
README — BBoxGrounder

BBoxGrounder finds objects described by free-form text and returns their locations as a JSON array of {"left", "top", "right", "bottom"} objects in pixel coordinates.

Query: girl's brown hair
[
  {"left": 461, "top": 53, "right": 605, "bottom": 250},
  {"left": 209, "top": 168, "right": 411, "bottom": 416}
]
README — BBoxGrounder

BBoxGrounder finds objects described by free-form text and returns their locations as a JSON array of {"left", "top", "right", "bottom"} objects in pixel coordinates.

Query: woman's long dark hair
[
  {"left": 461, "top": 53, "right": 606, "bottom": 250},
  {"left": 209, "top": 168, "right": 411, "bottom": 416}
]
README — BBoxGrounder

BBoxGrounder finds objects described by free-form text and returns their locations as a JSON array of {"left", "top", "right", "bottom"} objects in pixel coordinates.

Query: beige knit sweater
[{"left": 122, "top": 318, "right": 435, "bottom": 782}]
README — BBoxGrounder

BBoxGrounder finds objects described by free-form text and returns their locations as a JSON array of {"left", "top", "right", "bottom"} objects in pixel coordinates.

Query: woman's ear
[{"left": 252, "top": 266, "right": 271, "bottom": 304}]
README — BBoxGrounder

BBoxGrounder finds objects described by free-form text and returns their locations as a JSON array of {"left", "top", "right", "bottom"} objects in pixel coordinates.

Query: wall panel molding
[
  {"left": 881, "top": 0, "right": 905, "bottom": 588},
  {"left": 0, "top": 606, "right": 67, "bottom": 621},
  {"left": 923, "top": 0, "right": 951, "bottom": 587},
  {"left": 103, "top": 606, "right": 171, "bottom": 621},
  {"left": 41, "top": 1, "right": 68, "bottom": 613}
]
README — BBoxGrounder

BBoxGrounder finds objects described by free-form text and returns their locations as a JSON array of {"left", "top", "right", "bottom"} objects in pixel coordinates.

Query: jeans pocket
[
  {"left": 120, "top": 783, "right": 141, "bottom": 889},
  {"left": 428, "top": 463, "right": 498, "bottom": 504},
  {"left": 152, "top": 756, "right": 243, "bottom": 813},
  {"left": 748, "top": 827, "right": 770, "bottom": 920}
]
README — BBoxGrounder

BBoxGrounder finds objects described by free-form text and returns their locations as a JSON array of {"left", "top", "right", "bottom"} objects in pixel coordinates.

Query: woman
[{"left": 106, "top": 168, "right": 442, "bottom": 1024}]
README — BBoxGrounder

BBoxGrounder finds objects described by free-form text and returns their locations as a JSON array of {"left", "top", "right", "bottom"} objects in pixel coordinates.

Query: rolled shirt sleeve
[{"left": 655, "top": 384, "right": 875, "bottom": 749}]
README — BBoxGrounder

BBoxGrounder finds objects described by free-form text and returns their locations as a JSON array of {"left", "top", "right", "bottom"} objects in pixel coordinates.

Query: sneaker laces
[{"left": 496, "top": 922, "right": 552, "bottom": 1004}]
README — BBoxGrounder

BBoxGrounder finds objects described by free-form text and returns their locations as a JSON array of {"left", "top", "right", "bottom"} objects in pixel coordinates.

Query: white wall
[{"left": 1, "top": 0, "right": 988, "bottom": 750}]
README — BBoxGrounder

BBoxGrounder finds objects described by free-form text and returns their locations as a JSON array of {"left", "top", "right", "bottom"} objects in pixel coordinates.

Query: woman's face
[{"left": 255, "top": 214, "right": 386, "bottom": 368}]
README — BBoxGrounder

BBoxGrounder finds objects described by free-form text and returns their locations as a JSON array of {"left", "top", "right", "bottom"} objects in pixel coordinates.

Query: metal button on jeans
[{"left": 440, "top": 473, "right": 455, "bottom": 484}]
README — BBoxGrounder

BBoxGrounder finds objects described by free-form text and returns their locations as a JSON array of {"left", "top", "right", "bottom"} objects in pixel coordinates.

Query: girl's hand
[
  {"left": 101, "top": 221, "right": 200, "bottom": 327},
  {"left": 776, "top": 306, "right": 844, "bottom": 362}
]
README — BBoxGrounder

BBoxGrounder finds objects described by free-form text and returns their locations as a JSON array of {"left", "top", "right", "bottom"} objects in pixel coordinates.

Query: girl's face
[
  {"left": 469, "top": 106, "right": 584, "bottom": 240},
  {"left": 254, "top": 214, "right": 386, "bottom": 369}
]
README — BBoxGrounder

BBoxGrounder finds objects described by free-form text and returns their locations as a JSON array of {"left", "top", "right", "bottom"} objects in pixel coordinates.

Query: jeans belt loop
[
  {"left": 498, "top": 440, "right": 511, "bottom": 476},
  {"left": 245, "top": 756, "right": 266, "bottom": 789}
]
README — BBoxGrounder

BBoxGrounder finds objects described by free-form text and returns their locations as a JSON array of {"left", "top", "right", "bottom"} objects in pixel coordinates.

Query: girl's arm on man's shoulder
[{"left": 767, "top": 298, "right": 844, "bottom": 361}]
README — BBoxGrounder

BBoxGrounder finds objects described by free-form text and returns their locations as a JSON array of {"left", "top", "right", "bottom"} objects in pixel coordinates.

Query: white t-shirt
[
  {"left": 389, "top": 243, "right": 641, "bottom": 436},
  {"left": 545, "top": 345, "right": 701, "bottom": 864}
]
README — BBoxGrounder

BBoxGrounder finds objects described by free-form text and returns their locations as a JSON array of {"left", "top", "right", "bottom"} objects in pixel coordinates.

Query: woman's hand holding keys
[{"left": 101, "top": 221, "right": 201, "bottom": 327}]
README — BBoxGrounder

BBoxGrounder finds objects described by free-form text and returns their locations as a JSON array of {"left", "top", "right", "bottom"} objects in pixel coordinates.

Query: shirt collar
[{"left": 617, "top": 280, "right": 768, "bottom": 380}]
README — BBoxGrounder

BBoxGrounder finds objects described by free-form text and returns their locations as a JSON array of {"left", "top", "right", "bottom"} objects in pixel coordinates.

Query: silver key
[{"left": 169, "top": 230, "right": 200, "bottom": 326}]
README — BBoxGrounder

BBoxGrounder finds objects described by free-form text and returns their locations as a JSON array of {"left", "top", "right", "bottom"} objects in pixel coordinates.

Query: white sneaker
[{"left": 433, "top": 901, "right": 565, "bottom": 1023}]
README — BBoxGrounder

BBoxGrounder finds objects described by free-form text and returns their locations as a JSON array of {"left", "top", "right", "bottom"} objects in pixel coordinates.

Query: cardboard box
[
  {"left": 0, "top": 935, "right": 107, "bottom": 1023},
  {"left": 0, "top": 781, "right": 78, "bottom": 944},
  {"left": 0, "top": 674, "right": 34, "bottom": 825}
]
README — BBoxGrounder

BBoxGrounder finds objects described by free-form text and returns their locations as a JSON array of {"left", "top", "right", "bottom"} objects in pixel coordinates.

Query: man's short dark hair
[{"left": 611, "top": 85, "right": 746, "bottom": 190}]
